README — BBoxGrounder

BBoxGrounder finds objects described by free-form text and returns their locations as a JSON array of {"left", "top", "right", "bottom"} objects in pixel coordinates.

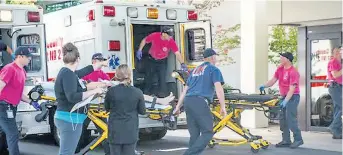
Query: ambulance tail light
[
  {"left": 147, "top": 8, "right": 158, "bottom": 19},
  {"left": 187, "top": 10, "right": 197, "bottom": 20},
  {"left": 103, "top": 6, "right": 115, "bottom": 17},
  {"left": 88, "top": 10, "right": 95, "bottom": 21},
  {"left": 127, "top": 7, "right": 138, "bottom": 18},
  {"left": 27, "top": 11, "right": 40, "bottom": 22},
  {"left": 108, "top": 41, "right": 120, "bottom": 51}
]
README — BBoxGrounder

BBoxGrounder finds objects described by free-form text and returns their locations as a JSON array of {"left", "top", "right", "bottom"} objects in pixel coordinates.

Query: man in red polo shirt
[
  {"left": 0, "top": 46, "right": 40, "bottom": 155},
  {"left": 83, "top": 53, "right": 110, "bottom": 83},
  {"left": 136, "top": 26, "right": 187, "bottom": 97}
]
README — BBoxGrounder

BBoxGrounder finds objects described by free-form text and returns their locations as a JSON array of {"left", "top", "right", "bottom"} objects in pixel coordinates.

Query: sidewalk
[{"left": 212, "top": 125, "right": 342, "bottom": 152}]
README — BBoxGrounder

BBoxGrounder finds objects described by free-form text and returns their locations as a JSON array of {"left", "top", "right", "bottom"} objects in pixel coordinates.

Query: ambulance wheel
[
  {"left": 151, "top": 128, "right": 167, "bottom": 140},
  {"left": 52, "top": 124, "right": 60, "bottom": 146}
]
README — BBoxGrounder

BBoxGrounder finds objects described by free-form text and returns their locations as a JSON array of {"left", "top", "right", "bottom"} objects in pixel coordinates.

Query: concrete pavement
[{"left": 18, "top": 126, "right": 342, "bottom": 155}]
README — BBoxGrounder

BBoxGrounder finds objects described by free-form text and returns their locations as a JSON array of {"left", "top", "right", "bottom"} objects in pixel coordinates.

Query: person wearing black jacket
[
  {"left": 104, "top": 64, "right": 146, "bottom": 155},
  {"left": 54, "top": 42, "right": 106, "bottom": 155}
]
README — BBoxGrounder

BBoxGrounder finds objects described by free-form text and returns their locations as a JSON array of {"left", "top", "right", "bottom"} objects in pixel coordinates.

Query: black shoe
[
  {"left": 290, "top": 140, "right": 304, "bottom": 149},
  {"left": 275, "top": 141, "right": 291, "bottom": 148},
  {"left": 333, "top": 135, "right": 342, "bottom": 139}
]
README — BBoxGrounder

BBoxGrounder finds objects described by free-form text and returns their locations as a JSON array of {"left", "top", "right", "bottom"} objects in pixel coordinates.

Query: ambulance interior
[
  {"left": 0, "top": 29, "right": 42, "bottom": 72},
  {"left": 0, "top": 29, "right": 14, "bottom": 69},
  {"left": 131, "top": 24, "right": 206, "bottom": 98},
  {"left": 132, "top": 24, "right": 179, "bottom": 97}
]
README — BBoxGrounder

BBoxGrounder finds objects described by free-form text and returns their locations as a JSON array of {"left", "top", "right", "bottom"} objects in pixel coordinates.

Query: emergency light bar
[
  {"left": 187, "top": 10, "right": 197, "bottom": 20},
  {"left": 0, "top": 10, "right": 12, "bottom": 22},
  {"left": 147, "top": 8, "right": 158, "bottom": 19},
  {"left": 166, "top": 9, "right": 177, "bottom": 20},
  {"left": 103, "top": 6, "right": 115, "bottom": 17},
  {"left": 127, "top": 7, "right": 138, "bottom": 18},
  {"left": 27, "top": 11, "right": 40, "bottom": 22}
]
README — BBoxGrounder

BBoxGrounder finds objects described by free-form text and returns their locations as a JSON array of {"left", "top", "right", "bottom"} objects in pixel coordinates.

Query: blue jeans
[
  {"left": 328, "top": 82, "right": 342, "bottom": 136},
  {"left": 183, "top": 96, "right": 214, "bottom": 155},
  {"left": 54, "top": 118, "right": 83, "bottom": 155},
  {"left": 0, "top": 101, "right": 20, "bottom": 155},
  {"left": 279, "top": 94, "right": 303, "bottom": 142}
]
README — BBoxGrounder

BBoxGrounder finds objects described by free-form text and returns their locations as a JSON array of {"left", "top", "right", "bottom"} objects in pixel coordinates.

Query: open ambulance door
[
  {"left": 179, "top": 20, "right": 212, "bottom": 69},
  {"left": 11, "top": 24, "right": 47, "bottom": 86}
]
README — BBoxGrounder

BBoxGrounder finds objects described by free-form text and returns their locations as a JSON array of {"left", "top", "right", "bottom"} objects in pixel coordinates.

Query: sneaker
[
  {"left": 275, "top": 141, "right": 291, "bottom": 148},
  {"left": 290, "top": 140, "right": 304, "bottom": 149}
]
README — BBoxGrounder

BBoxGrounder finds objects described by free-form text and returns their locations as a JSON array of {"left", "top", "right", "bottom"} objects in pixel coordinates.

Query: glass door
[{"left": 307, "top": 33, "right": 342, "bottom": 131}]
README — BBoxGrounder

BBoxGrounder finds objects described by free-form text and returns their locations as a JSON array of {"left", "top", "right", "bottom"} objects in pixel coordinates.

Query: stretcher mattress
[{"left": 224, "top": 93, "right": 277, "bottom": 103}]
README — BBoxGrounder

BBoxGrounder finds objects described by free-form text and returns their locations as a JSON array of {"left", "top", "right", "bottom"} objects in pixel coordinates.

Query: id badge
[
  {"left": 6, "top": 110, "right": 13, "bottom": 118},
  {"left": 79, "top": 79, "right": 86, "bottom": 89}
]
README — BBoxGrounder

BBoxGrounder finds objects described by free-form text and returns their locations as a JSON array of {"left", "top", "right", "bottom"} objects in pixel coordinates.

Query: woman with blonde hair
[{"left": 104, "top": 64, "right": 146, "bottom": 155}]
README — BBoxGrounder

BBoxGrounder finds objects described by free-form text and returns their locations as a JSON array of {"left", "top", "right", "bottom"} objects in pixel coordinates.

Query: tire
[
  {"left": 139, "top": 128, "right": 168, "bottom": 141},
  {"left": 52, "top": 123, "right": 60, "bottom": 146}
]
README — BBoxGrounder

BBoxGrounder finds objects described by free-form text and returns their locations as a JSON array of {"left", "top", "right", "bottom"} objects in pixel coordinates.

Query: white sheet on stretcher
[{"left": 38, "top": 82, "right": 171, "bottom": 112}]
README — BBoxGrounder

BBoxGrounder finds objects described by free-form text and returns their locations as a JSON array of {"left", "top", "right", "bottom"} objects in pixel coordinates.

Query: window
[
  {"left": 17, "top": 34, "right": 42, "bottom": 72},
  {"left": 185, "top": 28, "right": 206, "bottom": 62}
]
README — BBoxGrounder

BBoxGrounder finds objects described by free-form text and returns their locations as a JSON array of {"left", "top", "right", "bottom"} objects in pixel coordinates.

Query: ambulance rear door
[
  {"left": 178, "top": 20, "right": 212, "bottom": 69},
  {"left": 11, "top": 24, "right": 47, "bottom": 86}
]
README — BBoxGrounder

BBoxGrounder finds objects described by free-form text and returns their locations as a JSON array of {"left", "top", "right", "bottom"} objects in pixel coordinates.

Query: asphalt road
[{"left": 17, "top": 130, "right": 342, "bottom": 155}]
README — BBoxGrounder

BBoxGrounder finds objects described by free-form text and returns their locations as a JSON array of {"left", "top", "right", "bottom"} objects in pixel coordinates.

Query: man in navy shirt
[{"left": 174, "top": 48, "right": 227, "bottom": 155}]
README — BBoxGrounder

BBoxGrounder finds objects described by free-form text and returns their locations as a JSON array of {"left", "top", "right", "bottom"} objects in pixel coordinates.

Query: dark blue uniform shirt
[{"left": 185, "top": 62, "right": 224, "bottom": 102}]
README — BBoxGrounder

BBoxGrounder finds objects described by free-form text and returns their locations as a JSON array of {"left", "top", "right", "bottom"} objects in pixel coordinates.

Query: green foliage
[
  {"left": 268, "top": 25, "right": 298, "bottom": 65},
  {"left": 6, "top": 0, "right": 36, "bottom": 5},
  {"left": 213, "top": 24, "right": 241, "bottom": 66}
]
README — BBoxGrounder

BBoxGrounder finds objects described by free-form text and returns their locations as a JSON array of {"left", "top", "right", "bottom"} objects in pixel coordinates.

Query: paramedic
[
  {"left": 173, "top": 48, "right": 227, "bottom": 155},
  {"left": 83, "top": 53, "right": 111, "bottom": 82},
  {"left": 259, "top": 52, "right": 304, "bottom": 148},
  {"left": 54, "top": 42, "right": 107, "bottom": 155},
  {"left": 0, "top": 41, "right": 13, "bottom": 69},
  {"left": 0, "top": 47, "right": 40, "bottom": 155},
  {"left": 104, "top": 64, "right": 146, "bottom": 155},
  {"left": 136, "top": 26, "right": 187, "bottom": 97},
  {"left": 327, "top": 46, "right": 342, "bottom": 139}
]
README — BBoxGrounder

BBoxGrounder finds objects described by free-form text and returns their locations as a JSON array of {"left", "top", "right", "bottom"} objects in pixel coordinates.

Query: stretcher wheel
[
  {"left": 260, "top": 140, "right": 269, "bottom": 149},
  {"left": 251, "top": 147, "right": 259, "bottom": 153},
  {"left": 207, "top": 140, "right": 215, "bottom": 148}
]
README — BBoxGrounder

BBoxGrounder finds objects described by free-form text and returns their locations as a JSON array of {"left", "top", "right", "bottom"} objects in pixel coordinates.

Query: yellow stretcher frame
[
  {"left": 207, "top": 98, "right": 279, "bottom": 153},
  {"left": 77, "top": 99, "right": 176, "bottom": 155}
]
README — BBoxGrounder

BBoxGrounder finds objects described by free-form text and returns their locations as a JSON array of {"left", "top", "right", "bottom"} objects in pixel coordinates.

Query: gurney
[
  {"left": 27, "top": 82, "right": 179, "bottom": 155},
  {"left": 172, "top": 70, "right": 281, "bottom": 153}
]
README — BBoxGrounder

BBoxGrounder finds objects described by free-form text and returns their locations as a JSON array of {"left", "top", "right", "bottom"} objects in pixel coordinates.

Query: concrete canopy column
[{"left": 240, "top": 0, "right": 269, "bottom": 128}]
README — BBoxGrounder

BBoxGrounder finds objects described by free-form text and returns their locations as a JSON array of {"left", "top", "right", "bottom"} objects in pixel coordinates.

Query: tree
[
  {"left": 213, "top": 24, "right": 241, "bottom": 65},
  {"left": 6, "top": 0, "right": 36, "bottom": 5},
  {"left": 268, "top": 25, "right": 298, "bottom": 65}
]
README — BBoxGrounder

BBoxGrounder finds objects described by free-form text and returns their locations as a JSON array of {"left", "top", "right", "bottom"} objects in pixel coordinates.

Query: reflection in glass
[
  {"left": 310, "top": 82, "right": 333, "bottom": 127},
  {"left": 17, "top": 34, "right": 42, "bottom": 72},
  {"left": 310, "top": 39, "right": 340, "bottom": 80}
]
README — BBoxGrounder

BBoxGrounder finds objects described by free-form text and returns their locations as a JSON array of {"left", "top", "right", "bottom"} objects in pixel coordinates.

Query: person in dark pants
[
  {"left": 54, "top": 43, "right": 106, "bottom": 155},
  {"left": 327, "top": 46, "right": 342, "bottom": 139},
  {"left": 259, "top": 52, "right": 304, "bottom": 149},
  {"left": 104, "top": 64, "right": 146, "bottom": 155},
  {"left": 136, "top": 26, "right": 187, "bottom": 97},
  {"left": 173, "top": 48, "right": 227, "bottom": 155},
  {"left": 0, "top": 47, "right": 40, "bottom": 155}
]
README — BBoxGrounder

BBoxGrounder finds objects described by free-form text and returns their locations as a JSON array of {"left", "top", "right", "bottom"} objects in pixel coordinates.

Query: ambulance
[
  {"left": 17, "top": 0, "right": 213, "bottom": 147},
  {"left": 0, "top": 3, "right": 49, "bottom": 141}
]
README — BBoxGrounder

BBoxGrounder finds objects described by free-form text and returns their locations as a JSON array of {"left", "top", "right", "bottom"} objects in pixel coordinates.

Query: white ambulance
[
  {"left": 18, "top": 0, "right": 213, "bottom": 147},
  {"left": 0, "top": 3, "right": 49, "bottom": 140}
]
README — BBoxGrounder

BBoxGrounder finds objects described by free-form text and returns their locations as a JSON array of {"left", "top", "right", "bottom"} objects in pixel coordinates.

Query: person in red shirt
[
  {"left": 83, "top": 53, "right": 110, "bottom": 82},
  {"left": 327, "top": 46, "right": 342, "bottom": 139},
  {"left": 259, "top": 52, "right": 303, "bottom": 149},
  {"left": 136, "top": 26, "right": 187, "bottom": 97},
  {"left": 0, "top": 47, "right": 40, "bottom": 155}
]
